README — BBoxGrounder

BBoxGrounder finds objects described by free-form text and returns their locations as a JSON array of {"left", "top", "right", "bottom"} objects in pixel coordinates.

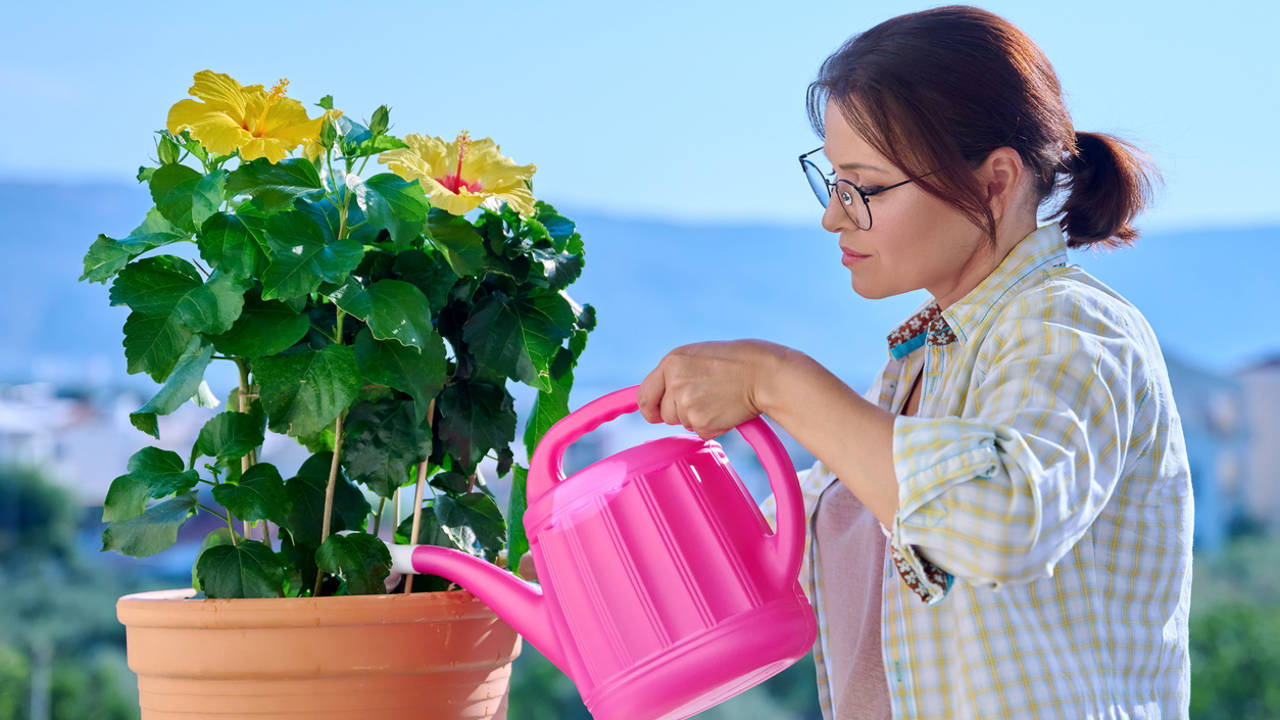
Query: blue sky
[{"left": 2, "top": 0, "right": 1276, "bottom": 231}]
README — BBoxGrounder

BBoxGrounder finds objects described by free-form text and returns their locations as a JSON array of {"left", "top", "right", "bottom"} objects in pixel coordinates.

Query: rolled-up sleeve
[{"left": 889, "top": 288, "right": 1146, "bottom": 597}]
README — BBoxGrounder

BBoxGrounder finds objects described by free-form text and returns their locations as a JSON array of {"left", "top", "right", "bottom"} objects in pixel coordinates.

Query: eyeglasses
[{"left": 798, "top": 146, "right": 921, "bottom": 230}]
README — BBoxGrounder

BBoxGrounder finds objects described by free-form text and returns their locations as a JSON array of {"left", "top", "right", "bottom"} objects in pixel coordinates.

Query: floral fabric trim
[
  {"left": 887, "top": 303, "right": 958, "bottom": 360},
  {"left": 889, "top": 539, "right": 952, "bottom": 605}
]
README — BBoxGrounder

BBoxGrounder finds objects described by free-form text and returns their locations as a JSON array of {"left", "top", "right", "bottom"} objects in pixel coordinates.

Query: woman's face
[{"left": 820, "top": 100, "right": 991, "bottom": 306}]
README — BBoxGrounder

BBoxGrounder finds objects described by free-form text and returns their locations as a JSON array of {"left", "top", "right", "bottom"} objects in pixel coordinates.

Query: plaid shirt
[{"left": 760, "top": 223, "right": 1193, "bottom": 719}]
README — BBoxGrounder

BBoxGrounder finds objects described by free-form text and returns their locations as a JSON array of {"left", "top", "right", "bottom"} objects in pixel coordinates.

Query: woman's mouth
[{"left": 841, "top": 249, "right": 870, "bottom": 266}]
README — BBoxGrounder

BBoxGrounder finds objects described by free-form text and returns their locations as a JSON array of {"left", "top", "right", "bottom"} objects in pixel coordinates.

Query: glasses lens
[
  {"left": 802, "top": 160, "right": 831, "bottom": 208},
  {"left": 834, "top": 180, "right": 872, "bottom": 230}
]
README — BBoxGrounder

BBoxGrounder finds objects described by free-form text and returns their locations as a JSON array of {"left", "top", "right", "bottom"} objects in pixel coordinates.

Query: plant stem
[
  {"left": 314, "top": 409, "right": 347, "bottom": 596},
  {"left": 404, "top": 460, "right": 429, "bottom": 596},
  {"left": 237, "top": 358, "right": 254, "bottom": 543},
  {"left": 199, "top": 503, "right": 239, "bottom": 547},
  {"left": 191, "top": 258, "right": 211, "bottom": 279},
  {"left": 403, "top": 398, "right": 436, "bottom": 595},
  {"left": 372, "top": 496, "right": 386, "bottom": 538}
]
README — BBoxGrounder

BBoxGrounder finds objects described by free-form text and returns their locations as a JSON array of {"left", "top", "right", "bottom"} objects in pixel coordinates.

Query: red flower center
[{"left": 434, "top": 130, "right": 483, "bottom": 194}]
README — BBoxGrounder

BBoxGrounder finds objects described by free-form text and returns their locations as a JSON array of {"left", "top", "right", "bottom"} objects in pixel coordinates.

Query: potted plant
[{"left": 79, "top": 69, "right": 595, "bottom": 719}]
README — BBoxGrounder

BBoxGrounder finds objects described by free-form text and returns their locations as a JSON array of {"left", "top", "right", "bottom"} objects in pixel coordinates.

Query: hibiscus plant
[{"left": 79, "top": 70, "right": 595, "bottom": 598}]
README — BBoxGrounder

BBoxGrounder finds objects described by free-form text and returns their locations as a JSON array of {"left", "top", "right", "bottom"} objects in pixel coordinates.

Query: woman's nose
[{"left": 821, "top": 194, "right": 850, "bottom": 233}]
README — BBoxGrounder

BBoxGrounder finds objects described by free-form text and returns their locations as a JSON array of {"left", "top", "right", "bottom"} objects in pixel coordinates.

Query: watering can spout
[{"left": 387, "top": 543, "right": 567, "bottom": 674}]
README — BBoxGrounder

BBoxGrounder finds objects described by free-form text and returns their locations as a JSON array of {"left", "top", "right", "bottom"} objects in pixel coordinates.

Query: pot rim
[{"left": 117, "top": 587, "right": 500, "bottom": 629}]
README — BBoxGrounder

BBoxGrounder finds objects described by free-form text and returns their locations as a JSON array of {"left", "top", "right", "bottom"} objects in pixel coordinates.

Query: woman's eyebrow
[{"left": 837, "top": 161, "right": 885, "bottom": 173}]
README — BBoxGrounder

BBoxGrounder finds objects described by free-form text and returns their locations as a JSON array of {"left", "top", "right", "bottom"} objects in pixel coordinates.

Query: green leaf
[
  {"left": 535, "top": 202, "right": 578, "bottom": 250},
  {"left": 317, "top": 95, "right": 334, "bottom": 110},
  {"left": 329, "top": 279, "right": 436, "bottom": 352},
  {"left": 210, "top": 291, "right": 310, "bottom": 358},
  {"left": 198, "top": 212, "right": 268, "bottom": 280},
  {"left": 393, "top": 499, "right": 455, "bottom": 547},
  {"left": 353, "top": 328, "right": 446, "bottom": 425},
  {"left": 341, "top": 396, "right": 430, "bottom": 498},
  {"left": 523, "top": 359, "right": 574, "bottom": 461},
  {"left": 119, "top": 311, "right": 191, "bottom": 382},
  {"left": 438, "top": 380, "right": 517, "bottom": 475},
  {"left": 128, "top": 411, "right": 160, "bottom": 439},
  {"left": 192, "top": 409, "right": 266, "bottom": 466},
  {"left": 346, "top": 134, "right": 408, "bottom": 160},
  {"left": 336, "top": 115, "right": 372, "bottom": 148},
  {"left": 129, "top": 338, "right": 213, "bottom": 438},
  {"left": 101, "top": 491, "right": 197, "bottom": 557},
  {"left": 191, "top": 528, "right": 235, "bottom": 593},
  {"left": 277, "top": 532, "right": 313, "bottom": 597},
  {"left": 111, "top": 257, "right": 246, "bottom": 381},
  {"left": 225, "top": 157, "right": 324, "bottom": 213},
  {"left": 225, "top": 386, "right": 268, "bottom": 433},
  {"left": 102, "top": 447, "right": 200, "bottom": 522},
  {"left": 316, "top": 532, "right": 391, "bottom": 595},
  {"left": 196, "top": 541, "right": 286, "bottom": 599},
  {"left": 150, "top": 164, "right": 224, "bottom": 233},
  {"left": 434, "top": 492, "right": 506, "bottom": 562},
  {"left": 176, "top": 130, "right": 208, "bottom": 164},
  {"left": 102, "top": 475, "right": 148, "bottom": 522},
  {"left": 425, "top": 209, "right": 486, "bottom": 277},
  {"left": 148, "top": 164, "right": 200, "bottom": 229},
  {"left": 284, "top": 453, "right": 371, "bottom": 546},
  {"left": 528, "top": 246, "right": 584, "bottom": 290},
  {"left": 462, "top": 289, "right": 576, "bottom": 392},
  {"left": 260, "top": 207, "right": 364, "bottom": 301},
  {"left": 508, "top": 464, "right": 531, "bottom": 579},
  {"left": 255, "top": 344, "right": 361, "bottom": 438},
  {"left": 357, "top": 174, "right": 429, "bottom": 251},
  {"left": 392, "top": 249, "right": 458, "bottom": 314},
  {"left": 428, "top": 471, "right": 470, "bottom": 494},
  {"left": 211, "top": 463, "right": 289, "bottom": 525},
  {"left": 80, "top": 208, "right": 188, "bottom": 284},
  {"left": 109, "top": 255, "right": 200, "bottom": 313}
]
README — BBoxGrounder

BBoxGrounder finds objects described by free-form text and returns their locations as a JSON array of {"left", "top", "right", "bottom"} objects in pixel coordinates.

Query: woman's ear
[{"left": 979, "top": 147, "right": 1027, "bottom": 221}]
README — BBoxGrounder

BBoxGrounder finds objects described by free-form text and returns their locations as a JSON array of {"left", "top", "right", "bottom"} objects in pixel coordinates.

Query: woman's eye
[{"left": 861, "top": 185, "right": 885, "bottom": 195}]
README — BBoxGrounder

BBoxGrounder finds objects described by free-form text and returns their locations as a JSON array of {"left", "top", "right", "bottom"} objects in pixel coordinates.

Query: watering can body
[{"left": 392, "top": 385, "right": 817, "bottom": 720}]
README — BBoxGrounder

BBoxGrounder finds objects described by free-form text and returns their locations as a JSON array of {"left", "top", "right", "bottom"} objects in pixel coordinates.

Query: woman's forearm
[{"left": 758, "top": 350, "right": 900, "bottom": 527}]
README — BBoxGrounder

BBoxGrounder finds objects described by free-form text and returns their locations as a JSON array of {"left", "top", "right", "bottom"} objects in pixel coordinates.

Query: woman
[{"left": 635, "top": 6, "right": 1192, "bottom": 720}]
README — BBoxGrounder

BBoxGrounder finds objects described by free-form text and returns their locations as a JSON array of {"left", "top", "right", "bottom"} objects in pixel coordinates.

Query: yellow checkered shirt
[{"left": 760, "top": 222, "right": 1193, "bottom": 719}]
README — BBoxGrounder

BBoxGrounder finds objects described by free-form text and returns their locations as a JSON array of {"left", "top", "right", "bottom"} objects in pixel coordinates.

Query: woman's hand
[{"left": 636, "top": 339, "right": 792, "bottom": 440}]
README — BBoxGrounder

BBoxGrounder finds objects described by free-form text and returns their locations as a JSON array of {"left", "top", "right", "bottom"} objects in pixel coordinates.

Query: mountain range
[{"left": 3, "top": 180, "right": 1275, "bottom": 405}]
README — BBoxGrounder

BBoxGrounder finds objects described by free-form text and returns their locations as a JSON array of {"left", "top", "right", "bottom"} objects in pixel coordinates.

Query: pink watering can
[{"left": 387, "top": 385, "right": 816, "bottom": 720}]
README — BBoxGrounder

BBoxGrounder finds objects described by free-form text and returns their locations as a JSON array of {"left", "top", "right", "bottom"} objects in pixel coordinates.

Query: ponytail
[{"left": 1056, "top": 131, "right": 1161, "bottom": 249}]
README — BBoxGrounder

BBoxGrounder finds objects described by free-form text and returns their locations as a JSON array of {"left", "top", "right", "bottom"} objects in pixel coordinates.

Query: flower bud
[
  {"left": 320, "top": 115, "right": 338, "bottom": 149},
  {"left": 370, "top": 105, "right": 389, "bottom": 136},
  {"left": 157, "top": 134, "right": 181, "bottom": 165}
]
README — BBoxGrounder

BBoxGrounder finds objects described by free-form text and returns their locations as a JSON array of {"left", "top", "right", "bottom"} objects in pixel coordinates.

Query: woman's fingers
[{"left": 637, "top": 363, "right": 666, "bottom": 423}]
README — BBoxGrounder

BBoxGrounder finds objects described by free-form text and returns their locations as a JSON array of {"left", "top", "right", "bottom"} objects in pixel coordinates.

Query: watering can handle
[{"left": 528, "top": 384, "right": 805, "bottom": 593}]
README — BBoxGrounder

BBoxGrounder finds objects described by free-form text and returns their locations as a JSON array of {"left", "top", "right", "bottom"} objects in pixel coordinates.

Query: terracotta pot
[{"left": 116, "top": 588, "right": 522, "bottom": 719}]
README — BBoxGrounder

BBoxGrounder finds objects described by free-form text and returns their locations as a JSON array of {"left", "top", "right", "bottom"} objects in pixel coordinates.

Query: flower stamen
[
  {"left": 436, "top": 130, "right": 482, "bottom": 194},
  {"left": 253, "top": 78, "right": 290, "bottom": 137}
]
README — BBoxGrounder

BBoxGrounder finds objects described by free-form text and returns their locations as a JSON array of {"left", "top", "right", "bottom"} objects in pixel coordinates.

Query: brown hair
[{"left": 806, "top": 5, "right": 1159, "bottom": 249}]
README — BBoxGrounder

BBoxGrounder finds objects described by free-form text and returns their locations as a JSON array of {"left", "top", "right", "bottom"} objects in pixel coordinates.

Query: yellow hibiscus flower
[
  {"left": 166, "top": 70, "right": 323, "bottom": 163},
  {"left": 378, "top": 131, "right": 537, "bottom": 217}
]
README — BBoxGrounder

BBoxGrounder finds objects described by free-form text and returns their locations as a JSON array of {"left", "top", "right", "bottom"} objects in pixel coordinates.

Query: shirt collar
[{"left": 886, "top": 222, "right": 1069, "bottom": 359}]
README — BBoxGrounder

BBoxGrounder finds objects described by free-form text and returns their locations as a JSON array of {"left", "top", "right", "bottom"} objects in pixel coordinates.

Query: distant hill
[{"left": 3, "top": 180, "right": 1277, "bottom": 402}]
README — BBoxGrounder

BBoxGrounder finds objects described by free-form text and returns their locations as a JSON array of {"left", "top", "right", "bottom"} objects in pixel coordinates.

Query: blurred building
[
  {"left": 1239, "top": 356, "right": 1280, "bottom": 535},
  {"left": 0, "top": 350, "right": 1274, "bottom": 554},
  {"left": 1164, "top": 355, "right": 1250, "bottom": 551}
]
